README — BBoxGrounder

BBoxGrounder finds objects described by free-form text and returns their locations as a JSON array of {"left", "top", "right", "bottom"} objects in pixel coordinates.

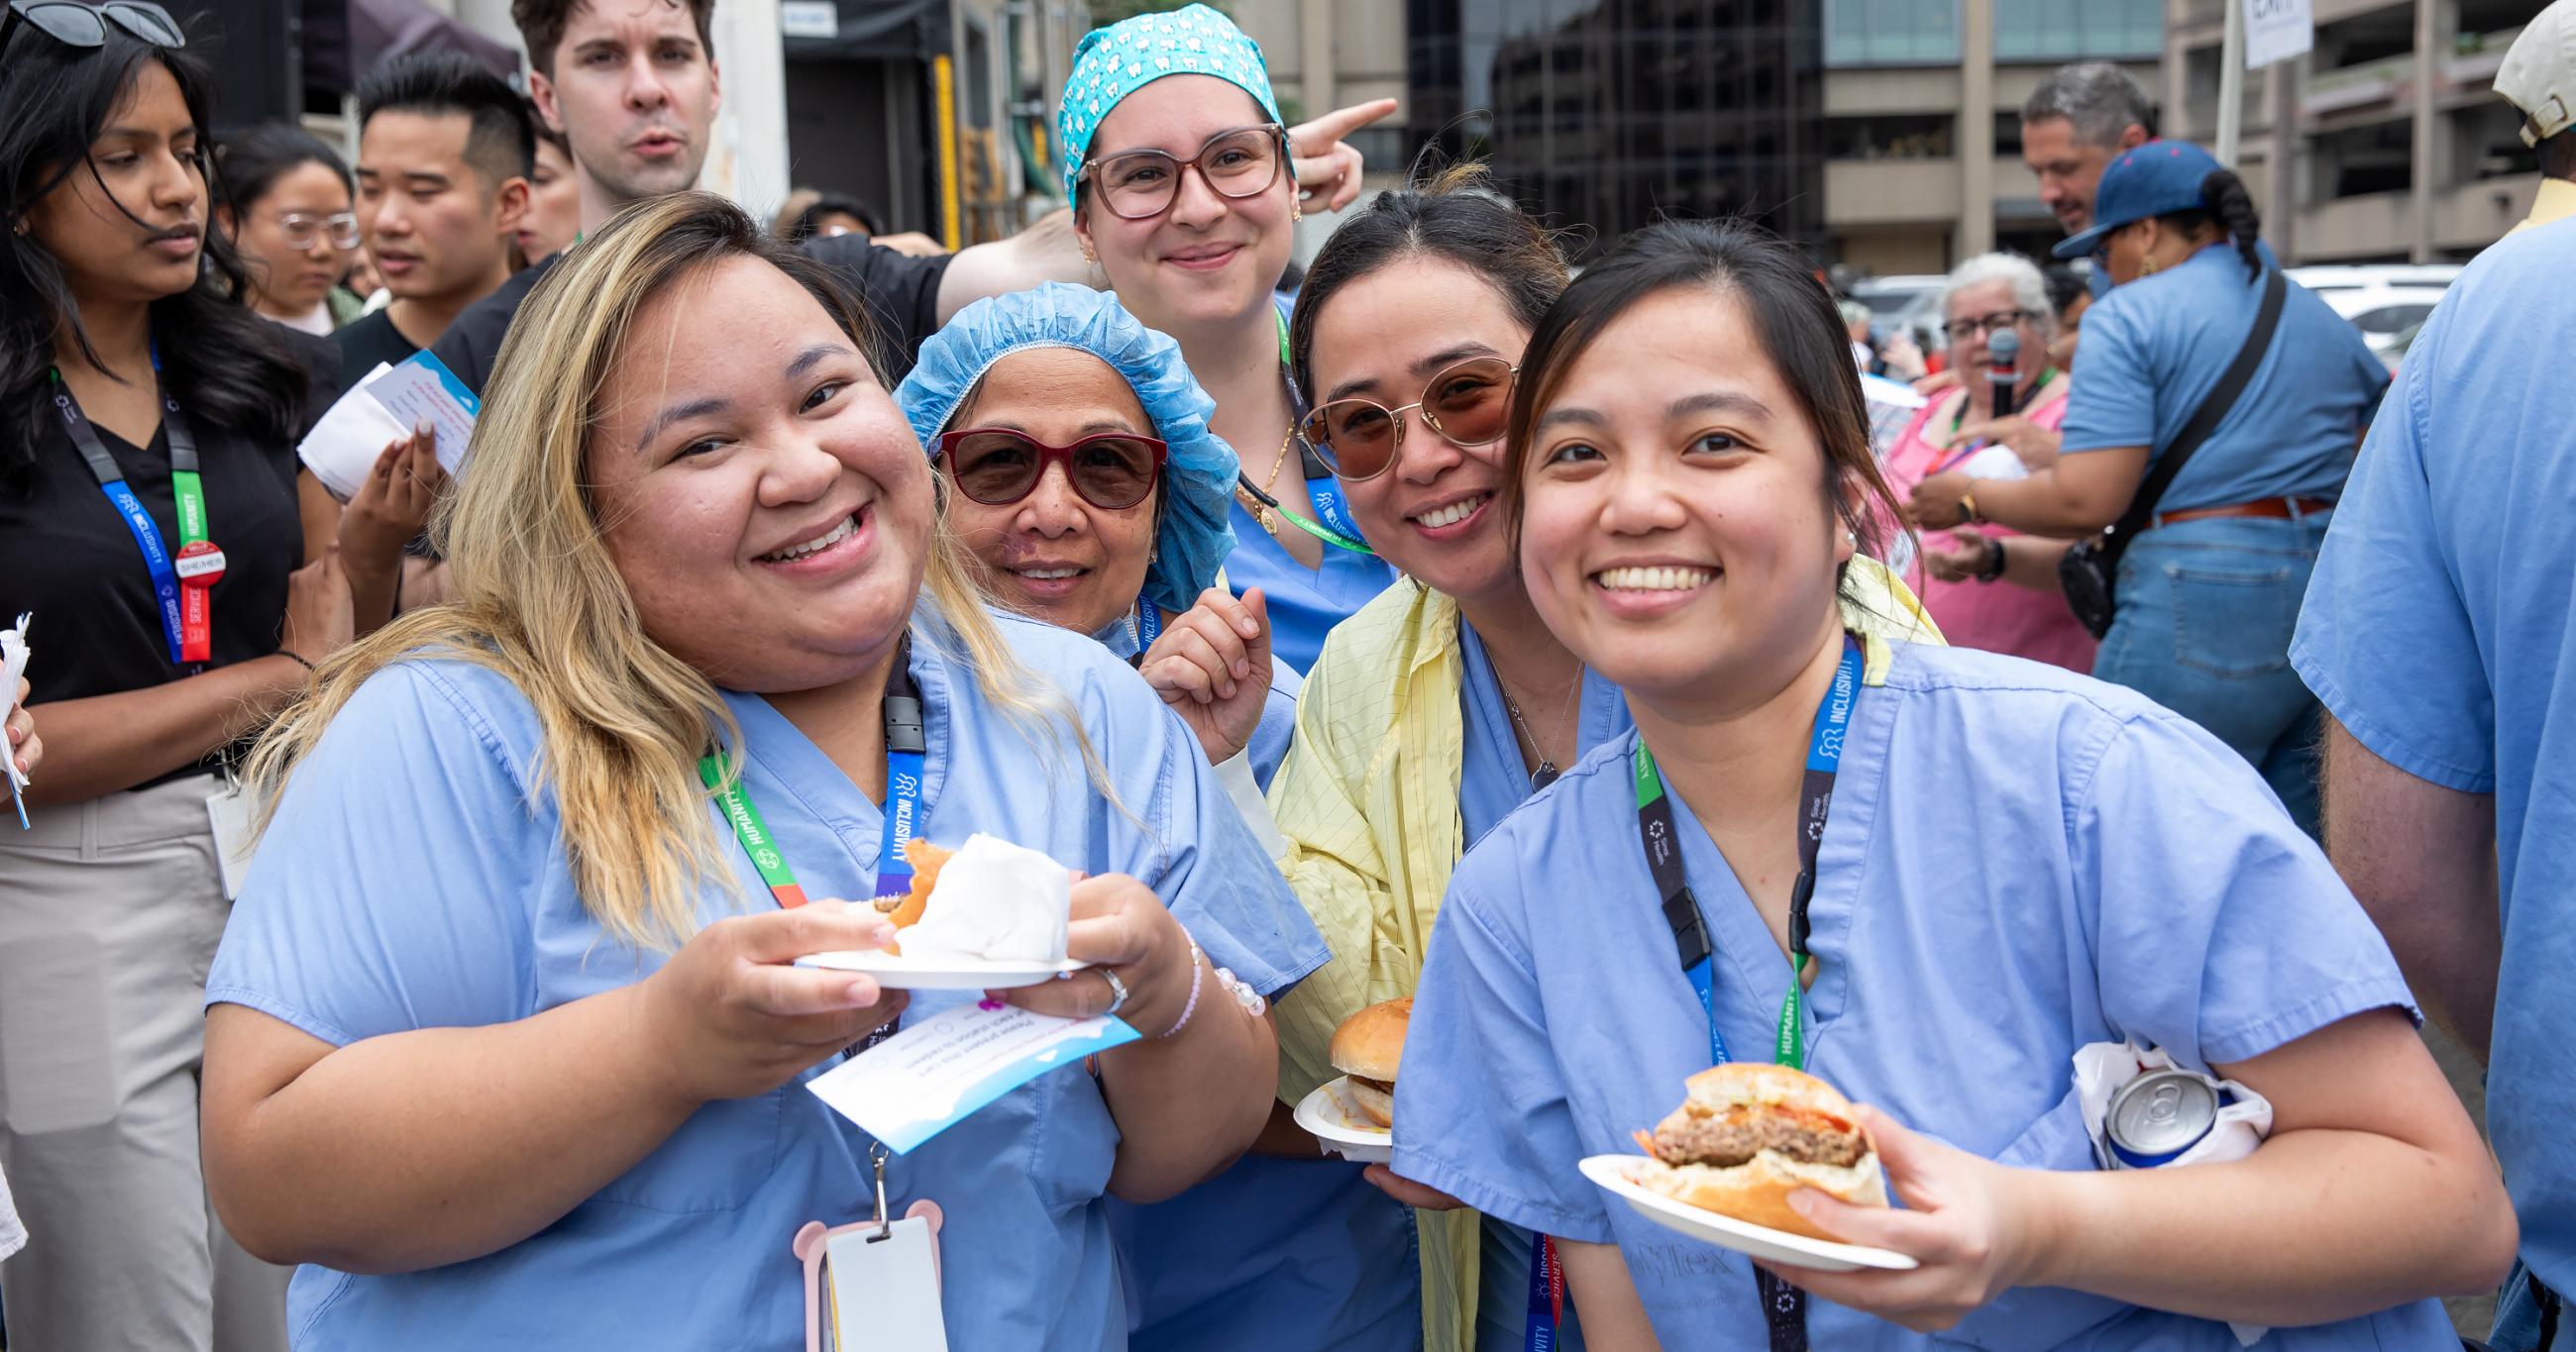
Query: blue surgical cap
[
  {"left": 895, "top": 282, "right": 1239, "bottom": 617},
  {"left": 1058, "top": 3, "right": 1282, "bottom": 203}
]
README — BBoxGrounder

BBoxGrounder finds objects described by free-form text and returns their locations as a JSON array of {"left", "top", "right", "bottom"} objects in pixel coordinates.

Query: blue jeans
[
  {"left": 2489, "top": 1259, "right": 2565, "bottom": 1351},
  {"left": 2091, "top": 509, "right": 2330, "bottom": 835}
]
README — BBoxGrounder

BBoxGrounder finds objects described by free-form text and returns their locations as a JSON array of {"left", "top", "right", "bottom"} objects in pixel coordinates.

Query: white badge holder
[
  {"left": 799, "top": 1145, "right": 948, "bottom": 1352},
  {"left": 206, "top": 780, "right": 256, "bottom": 900},
  {"left": 2073, "top": 1040, "right": 2274, "bottom": 1346}
]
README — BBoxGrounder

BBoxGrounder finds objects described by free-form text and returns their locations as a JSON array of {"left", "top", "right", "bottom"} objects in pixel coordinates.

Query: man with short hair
[
  {"left": 337, "top": 52, "right": 533, "bottom": 394},
  {"left": 2498, "top": 0, "right": 2575, "bottom": 237},
  {"left": 428, "top": 0, "right": 1386, "bottom": 395},
  {"left": 2021, "top": 61, "right": 2157, "bottom": 296}
]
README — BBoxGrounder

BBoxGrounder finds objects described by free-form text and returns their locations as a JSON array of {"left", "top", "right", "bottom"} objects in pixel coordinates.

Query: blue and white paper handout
[
  {"left": 806, "top": 1000, "right": 1140, "bottom": 1153},
  {"left": 296, "top": 350, "right": 481, "bottom": 501}
]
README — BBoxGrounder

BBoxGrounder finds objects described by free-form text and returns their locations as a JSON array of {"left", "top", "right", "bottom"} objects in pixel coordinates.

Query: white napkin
[
  {"left": 897, "top": 834, "right": 1071, "bottom": 964},
  {"left": 2073, "top": 1041, "right": 2274, "bottom": 1345}
]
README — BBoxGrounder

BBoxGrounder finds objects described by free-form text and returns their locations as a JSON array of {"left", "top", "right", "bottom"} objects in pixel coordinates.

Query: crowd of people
[{"left": 3, "top": 0, "right": 2574, "bottom": 1348}]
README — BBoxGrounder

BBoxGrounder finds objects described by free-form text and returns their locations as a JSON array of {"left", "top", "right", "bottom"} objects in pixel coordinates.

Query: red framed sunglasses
[{"left": 936, "top": 428, "right": 1168, "bottom": 511}]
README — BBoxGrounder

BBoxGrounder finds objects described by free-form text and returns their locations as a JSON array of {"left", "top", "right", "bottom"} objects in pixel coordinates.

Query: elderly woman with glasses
[
  {"left": 893, "top": 281, "right": 1298, "bottom": 787},
  {"left": 1878, "top": 252, "right": 2095, "bottom": 672}
]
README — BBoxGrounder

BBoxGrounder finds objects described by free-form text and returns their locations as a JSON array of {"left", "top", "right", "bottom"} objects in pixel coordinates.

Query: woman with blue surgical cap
[
  {"left": 1059, "top": 3, "right": 1398, "bottom": 675},
  {"left": 897, "top": 280, "right": 1415, "bottom": 1352},
  {"left": 894, "top": 281, "right": 1295, "bottom": 785}
]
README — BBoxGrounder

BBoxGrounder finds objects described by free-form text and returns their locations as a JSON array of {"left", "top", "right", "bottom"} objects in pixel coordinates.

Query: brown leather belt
[{"left": 2152, "top": 495, "right": 2334, "bottom": 530}]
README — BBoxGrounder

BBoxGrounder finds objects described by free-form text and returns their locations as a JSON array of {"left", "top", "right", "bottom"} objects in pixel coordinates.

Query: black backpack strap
[{"left": 2099, "top": 265, "right": 2288, "bottom": 563}]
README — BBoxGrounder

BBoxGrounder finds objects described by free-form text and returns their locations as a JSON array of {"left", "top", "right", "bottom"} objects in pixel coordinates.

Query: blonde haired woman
[{"left": 195, "top": 192, "right": 1323, "bottom": 1350}]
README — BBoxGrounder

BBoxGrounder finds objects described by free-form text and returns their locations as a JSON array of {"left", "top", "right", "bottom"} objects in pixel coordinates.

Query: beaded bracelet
[
  {"left": 1213, "top": 964, "right": 1265, "bottom": 1018},
  {"left": 1157, "top": 941, "right": 1209, "bottom": 1039}
]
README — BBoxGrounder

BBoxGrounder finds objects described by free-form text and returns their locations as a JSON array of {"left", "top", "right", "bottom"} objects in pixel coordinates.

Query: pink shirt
[{"left": 1881, "top": 381, "right": 2097, "bottom": 674}]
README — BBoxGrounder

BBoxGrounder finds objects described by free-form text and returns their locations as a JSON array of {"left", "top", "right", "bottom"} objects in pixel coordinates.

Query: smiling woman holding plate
[
  {"left": 195, "top": 192, "right": 1324, "bottom": 1351},
  {"left": 1386, "top": 218, "right": 2514, "bottom": 1350}
]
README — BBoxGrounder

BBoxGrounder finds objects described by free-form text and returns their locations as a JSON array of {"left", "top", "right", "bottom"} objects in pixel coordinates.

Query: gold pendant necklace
[{"left": 1237, "top": 428, "right": 1295, "bottom": 537}]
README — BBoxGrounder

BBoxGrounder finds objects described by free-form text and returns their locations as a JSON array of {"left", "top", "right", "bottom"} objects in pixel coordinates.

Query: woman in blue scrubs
[
  {"left": 1905, "top": 142, "right": 2387, "bottom": 833},
  {"left": 1266, "top": 171, "right": 1935, "bottom": 1352},
  {"left": 1058, "top": 4, "right": 1395, "bottom": 673},
  {"left": 893, "top": 282, "right": 1296, "bottom": 786},
  {"left": 194, "top": 193, "right": 1326, "bottom": 1350},
  {"left": 1391, "top": 217, "right": 2514, "bottom": 1349}
]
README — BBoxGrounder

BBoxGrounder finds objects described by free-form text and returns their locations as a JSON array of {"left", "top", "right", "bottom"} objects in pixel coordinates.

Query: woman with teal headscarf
[{"left": 1059, "top": 4, "right": 1398, "bottom": 677}]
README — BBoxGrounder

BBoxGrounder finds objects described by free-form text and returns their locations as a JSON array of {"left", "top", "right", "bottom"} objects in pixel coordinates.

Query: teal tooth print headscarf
[{"left": 1058, "top": 3, "right": 1283, "bottom": 203}]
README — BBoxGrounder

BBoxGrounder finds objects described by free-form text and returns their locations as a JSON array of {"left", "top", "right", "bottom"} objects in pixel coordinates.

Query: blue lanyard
[
  {"left": 1525, "top": 1229, "right": 1565, "bottom": 1351},
  {"left": 50, "top": 364, "right": 206, "bottom": 669},
  {"left": 1633, "top": 634, "right": 1862, "bottom": 1352},
  {"left": 700, "top": 636, "right": 926, "bottom": 903},
  {"left": 1305, "top": 473, "right": 1367, "bottom": 548},
  {"left": 1130, "top": 592, "right": 1162, "bottom": 652}
]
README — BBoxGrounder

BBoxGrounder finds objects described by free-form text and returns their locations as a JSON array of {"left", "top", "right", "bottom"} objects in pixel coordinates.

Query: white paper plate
[
  {"left": 1295, "top": 1079, "right": 1393, "bottom": 1163},
  {"left": 794, "top": 949, "right": 1091, "bottom": 989},
  {"left": 1576, "top": 1155, "right": 1917, "bottom": 1274}
]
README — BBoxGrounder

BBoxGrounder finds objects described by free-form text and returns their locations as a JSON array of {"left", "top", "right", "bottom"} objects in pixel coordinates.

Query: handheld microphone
[{"left": 1986, "top": 329, "right": 2020, "bottom": 420}]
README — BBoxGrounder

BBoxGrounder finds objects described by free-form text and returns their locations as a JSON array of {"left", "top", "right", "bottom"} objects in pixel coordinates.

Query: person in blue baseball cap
[
  {"left": 1061, "top": 3, "right": 1399, "bottom": 676},
  {"left": 894, "top": 281, "right": 1298, "bottom": 776},
  {"left": 1906, "top": 140, "right": 2388, "bottom": 833}
]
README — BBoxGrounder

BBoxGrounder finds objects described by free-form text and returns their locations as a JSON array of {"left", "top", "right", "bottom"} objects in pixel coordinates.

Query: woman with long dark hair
[
  {"left": 1389, "top": 216, "right": 2507, "bottom": 1349},
  {"left": 1905, "top": 142, "right": 2387, "bottom": 832},
  {"left": 0, "top": 12, "right": 350, "bottom": 1347}
]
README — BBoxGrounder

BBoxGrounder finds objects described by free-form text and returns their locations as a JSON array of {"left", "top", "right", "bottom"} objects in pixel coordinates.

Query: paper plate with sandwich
[
  {"left": 1292, "top": 997, "right": 1409, "bottom": 1163},
  {"left": 1580, "top": 1063, "right": 1918, "bottom": 1273},
  {"left": 796, "top": 833, "right": 1091, "bottom": 988}
]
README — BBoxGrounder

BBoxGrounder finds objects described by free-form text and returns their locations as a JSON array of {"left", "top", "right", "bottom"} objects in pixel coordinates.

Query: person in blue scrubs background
[
  {"left": 893, "top": 282, "right": 1296, "bottom": 788},
  {"left": 1390, "top": 216, "right": 2513, "bottom": 1350},
  {"left": 2293, "top": 216, "right": 2576, "bottom": 1351},
  {"left": 1058, "top": 4, "right": 1396, "bottom": 675},
  {"left": 193, "top": 193, "right": 1326, "bottom": 1350},
  {"left": 1905, "top": 141, "right": 2386, "bottom": 834}
]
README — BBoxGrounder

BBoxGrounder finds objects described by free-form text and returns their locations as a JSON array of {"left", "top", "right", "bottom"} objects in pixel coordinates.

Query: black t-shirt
[
  {"left": 428, "top": 237, "right": 958, "bottom": 396},
  {"left": 332, "top": 306, "right": 424, "bottom": 396},
  {"left": 0, "top": 401, "right": 307, "bottom": 786}
]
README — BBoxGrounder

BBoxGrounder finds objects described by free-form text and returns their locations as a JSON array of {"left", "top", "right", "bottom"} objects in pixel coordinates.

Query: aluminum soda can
[{"left": 2103, "top": 1068, "right": 2221, "bottom": 1169}]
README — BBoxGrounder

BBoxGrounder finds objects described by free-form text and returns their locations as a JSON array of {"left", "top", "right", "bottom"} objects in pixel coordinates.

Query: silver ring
[{"left": 1098, "top": 967, "right": 1130, "bottom": 1016}]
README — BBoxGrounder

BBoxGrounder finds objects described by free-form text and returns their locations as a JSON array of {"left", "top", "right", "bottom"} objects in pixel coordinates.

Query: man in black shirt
[
  {"left": 431, "top": 0, "right": 1385, "bottom": 397},
  {"left": 336, "top": 54, "right": 534, "bottom": 395}
]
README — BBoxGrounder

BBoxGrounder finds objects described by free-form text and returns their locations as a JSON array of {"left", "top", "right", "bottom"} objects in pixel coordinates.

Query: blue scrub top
[
  {"left": 1455, "top": 621, "right": 1632, "bottom": 847},
  {"left": 1227, "top": 495, "right": 1396, "bottom": 678},
  {"left": 2293, "top": 218, "right": 2576, "bottom": 1300},
  {"left": 1394, "top": 643, "right": 2450, "bottom": 1350},
  {"left": 1095, "top": 597, "right": 1419, "bottom": 1352},
  {"left": 1227, "top": 294, "right": 1398, "bottom": 676},
  {"left": 2059, "top": 243, "right": 2387, "bottom": 515},
  {"left": 205, "top": 607, "right": 1329, "bottom": 1351}
]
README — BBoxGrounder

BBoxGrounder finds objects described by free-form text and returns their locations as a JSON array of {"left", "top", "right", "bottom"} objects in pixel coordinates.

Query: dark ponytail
[
  {"left": 2201, "top": 170, "right": 2262, "bottom": 280},
  {"left": 2152, "top": 168, "right": 2263, "bottom": 281}
]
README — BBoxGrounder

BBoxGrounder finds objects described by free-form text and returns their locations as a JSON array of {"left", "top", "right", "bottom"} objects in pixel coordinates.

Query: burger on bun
[
  {"left": 1328, "top": 998, "right": 1410, "bottom": 1129},
  {"left": 1630, "top": 1063, "right": 1886, "bottom": 1241}
]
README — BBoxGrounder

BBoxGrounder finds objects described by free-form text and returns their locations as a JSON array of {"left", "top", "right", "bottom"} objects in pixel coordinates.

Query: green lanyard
[{"left": 698, "top": 758, "right": 808, "bottom": 908}]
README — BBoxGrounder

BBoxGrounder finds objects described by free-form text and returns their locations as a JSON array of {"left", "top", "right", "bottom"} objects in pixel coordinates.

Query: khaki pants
[{"left": 0, "top": 776, "right": 289, "bottom": 1352}]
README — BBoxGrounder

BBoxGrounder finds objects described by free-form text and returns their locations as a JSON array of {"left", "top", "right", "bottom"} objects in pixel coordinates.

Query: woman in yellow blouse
[{"left": 1265, "top": 169, "right": 1935, "bottom": 1351}]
